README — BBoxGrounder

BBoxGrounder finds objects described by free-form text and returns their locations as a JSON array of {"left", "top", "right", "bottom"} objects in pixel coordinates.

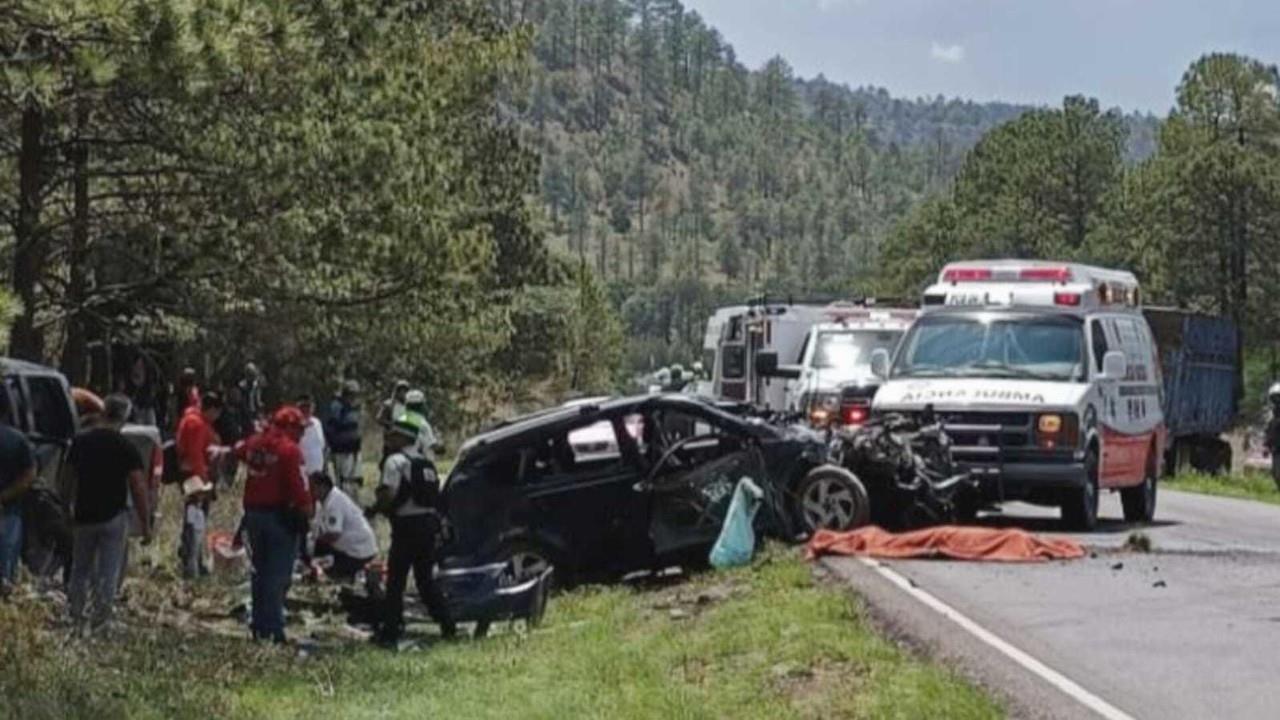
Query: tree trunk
[
  {"left": 10, "top": 102, "right": 46, "bottom": 362},
  {"left": 63, "top": 100, "right": 92, "bottom": 385}
]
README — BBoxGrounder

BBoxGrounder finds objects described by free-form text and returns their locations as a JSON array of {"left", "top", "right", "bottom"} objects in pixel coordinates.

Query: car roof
[
  {"left": 0, "top": 357, "right": 65, "bottom": 377},
  {"left": 459, "top": 394, "right": 769, "bottom": 458}
]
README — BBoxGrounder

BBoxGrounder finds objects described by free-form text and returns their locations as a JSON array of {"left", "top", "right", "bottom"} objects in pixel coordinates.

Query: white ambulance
[{"left": 870, "top": 260, "right": 1163, "bottom": 529}]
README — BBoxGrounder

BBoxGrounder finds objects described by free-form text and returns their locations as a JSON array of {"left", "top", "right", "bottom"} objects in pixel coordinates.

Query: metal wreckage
[{"left": 398, "top": 395, "right": 968, "bottom": 635}]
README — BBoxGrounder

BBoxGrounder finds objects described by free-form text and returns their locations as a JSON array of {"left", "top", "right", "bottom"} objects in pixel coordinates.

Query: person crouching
[
  {"left": 308, "top": 472, "right": 377, "bottom": 583},
  {"left": 236, "top": 407, "right": 313, "bottom": 643}
]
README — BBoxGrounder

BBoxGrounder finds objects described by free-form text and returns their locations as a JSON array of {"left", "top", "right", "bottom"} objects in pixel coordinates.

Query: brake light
[
  {"left": 943, "top": 268, "right": 992, "bottom": 283},
  {"left": 841, "top": 405, "right": 869, "bottom": 426},
  {"left": 1054, "top": 292, "right": 1081, "bottom": 307},
  {"left": 1020, "top": 267, "right": 1073, "bottom": 282}
]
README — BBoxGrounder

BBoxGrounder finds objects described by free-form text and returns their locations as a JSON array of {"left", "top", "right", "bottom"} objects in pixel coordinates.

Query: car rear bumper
[{"left": 435, "top": 560, "right": 552, "bottom": 624}]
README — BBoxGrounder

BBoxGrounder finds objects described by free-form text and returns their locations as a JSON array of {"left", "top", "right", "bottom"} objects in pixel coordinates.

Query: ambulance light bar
[{"left": 943, "top": 265, "right": 1074, "bottom": 284}]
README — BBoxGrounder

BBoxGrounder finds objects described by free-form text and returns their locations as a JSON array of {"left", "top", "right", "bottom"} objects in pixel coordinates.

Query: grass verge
[
  {"left": 1, "top": 546, "right": 1000, "bottom": 720},
  {"left": 1165, "top": 472, "right": 1280, "bottom": 506}
]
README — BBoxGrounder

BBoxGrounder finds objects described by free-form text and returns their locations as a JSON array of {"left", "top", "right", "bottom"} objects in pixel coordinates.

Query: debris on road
[
  {"left": 1123, "top": 532, "right": 1153, "bottom": 553},
  {"left": 806, "top": 525, "right": 1086, "bottom": 562}
]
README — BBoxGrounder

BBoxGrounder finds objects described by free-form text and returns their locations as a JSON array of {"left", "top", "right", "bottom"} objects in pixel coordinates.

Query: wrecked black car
[{"left": 435, "top": 394, "right": 868, "bottom": 616}]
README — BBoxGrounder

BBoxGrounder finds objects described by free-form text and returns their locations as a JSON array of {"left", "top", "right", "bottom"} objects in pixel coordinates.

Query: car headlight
[{"left": 807, "top": 393, "right": 840, "bottom": 426}]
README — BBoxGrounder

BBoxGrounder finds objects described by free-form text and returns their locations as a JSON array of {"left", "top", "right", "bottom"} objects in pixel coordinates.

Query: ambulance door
[{"left": 1089, "top": 315, "right": 1126, "bottom": 486}]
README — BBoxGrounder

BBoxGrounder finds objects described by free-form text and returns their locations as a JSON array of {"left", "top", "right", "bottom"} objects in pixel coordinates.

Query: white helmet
[
  {"left": 405, "top": 389, "right": 426, "bottom": 405},
  {"left": 1269, "top": 382, "right": 1280, "bottom": 401}
]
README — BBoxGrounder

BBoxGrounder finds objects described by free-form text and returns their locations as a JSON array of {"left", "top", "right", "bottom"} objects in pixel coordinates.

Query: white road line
[{"left": 858, "top": 557, "right": 1135, "bottom": 720}]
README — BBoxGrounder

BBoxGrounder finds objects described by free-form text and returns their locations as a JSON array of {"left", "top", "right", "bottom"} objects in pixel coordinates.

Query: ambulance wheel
[
  {"left": 797, "top": 466, "right": 870, "bottom": 534},
  {"left": 1121, "top": 453, "right": 1158, "bottom": 524},
  {"left": 1061, "top": 448, "right": 1100, "bottom": 531}
]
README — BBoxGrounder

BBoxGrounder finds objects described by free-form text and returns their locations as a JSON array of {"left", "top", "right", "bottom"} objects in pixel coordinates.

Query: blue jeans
[
  {"left": 0, "top": 503, "right": 23, "bottom": 584},
  {"left": 242, "top": 510, "right": 298, "bottom": 642}
]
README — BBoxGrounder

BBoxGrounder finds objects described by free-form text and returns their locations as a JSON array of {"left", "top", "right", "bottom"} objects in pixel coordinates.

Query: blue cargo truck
[{"left": 1144, "top": 308, "right": 1239, "bottom": 474}]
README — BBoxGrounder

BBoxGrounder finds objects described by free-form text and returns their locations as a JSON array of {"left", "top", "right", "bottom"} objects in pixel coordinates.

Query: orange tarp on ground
[{"left": 806, "top": 525, "right": 1086, "bottom": 563}]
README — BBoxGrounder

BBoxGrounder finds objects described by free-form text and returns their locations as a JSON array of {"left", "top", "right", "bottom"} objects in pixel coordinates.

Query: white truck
[
  {"left": 869, "top": 260, "right": 1163, "bottom": 529},
  {"left": 701, "top": 300, "right": 915, "bottom": 425}
]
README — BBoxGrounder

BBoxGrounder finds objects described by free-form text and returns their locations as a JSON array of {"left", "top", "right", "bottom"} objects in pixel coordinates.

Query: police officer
[
  {"left": 399, "top": 389, "right": 443, "bottom": 462},
  {"left": 367, "top": 419, "right": 454, "bottom": 646}
]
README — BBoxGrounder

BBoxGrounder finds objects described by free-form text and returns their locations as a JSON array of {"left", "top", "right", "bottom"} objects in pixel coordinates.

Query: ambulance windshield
[
  {"left": 894, "top": 313, "right": 1085, "bottom": 381},
  {"left": 812, "top": 330, "right": 902, "bottom": 371}
]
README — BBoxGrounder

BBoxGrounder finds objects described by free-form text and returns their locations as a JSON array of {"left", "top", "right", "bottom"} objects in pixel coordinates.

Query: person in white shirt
[
  {"left": 297, "top": 394, "right": 327, "bottom": 478},
  {"left": 308, "top": 473, "right": 377, "bottom": 581}
]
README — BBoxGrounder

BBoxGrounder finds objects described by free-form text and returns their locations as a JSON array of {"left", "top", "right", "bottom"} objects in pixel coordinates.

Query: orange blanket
[{"left": 806, "top": 525, "right": 1086, "bottom": 563}]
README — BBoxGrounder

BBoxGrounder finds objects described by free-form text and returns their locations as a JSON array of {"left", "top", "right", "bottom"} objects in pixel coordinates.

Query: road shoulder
[{"left": 819, "top": 556, "right": 1113, "bottom": 720}]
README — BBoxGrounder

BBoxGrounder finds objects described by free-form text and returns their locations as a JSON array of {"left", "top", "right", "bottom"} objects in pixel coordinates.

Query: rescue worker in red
[{"left": 236, "top": 406, "right": 313, "bottom": 643}]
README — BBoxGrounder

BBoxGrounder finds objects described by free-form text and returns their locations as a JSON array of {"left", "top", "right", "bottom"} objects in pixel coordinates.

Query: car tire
[
  {"left": 1121, "top": 452, "right": 1158, "bottom": 524},
  {"left": 1062, "top": 448, "right": 1100, "bottom": 531},
  {"left": 796, "top": 466, "right": 870, "bottom": 534},
  {"left": 474, "top": 539, "right": 561, "bottom": 639}
]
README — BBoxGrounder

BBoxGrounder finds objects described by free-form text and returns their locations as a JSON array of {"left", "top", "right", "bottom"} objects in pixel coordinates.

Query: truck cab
[
  {"left": 781, "top": 308, "right": 916, "bottom": 427},
  {"left": 871, "top": 260, "right": 1163, "bottom": 529}
]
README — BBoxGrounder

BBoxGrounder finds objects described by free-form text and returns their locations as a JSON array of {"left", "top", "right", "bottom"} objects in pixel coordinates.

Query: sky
[{"left": 681, "top": 0, "right": 1280, "bottom": 115}]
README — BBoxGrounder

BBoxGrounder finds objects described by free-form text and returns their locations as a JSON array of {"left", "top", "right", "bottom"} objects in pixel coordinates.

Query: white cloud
[
  {"left": 930, "top": 41, "right": 966, "bottom": 64},
  {"left": 816, "top": 0, "right": 863, "bottom": 11}
]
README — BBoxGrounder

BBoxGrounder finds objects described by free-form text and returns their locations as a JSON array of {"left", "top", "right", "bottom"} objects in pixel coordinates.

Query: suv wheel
[
  {"left": 796, "top": 466, "right": 870, "bottom": 534},
  {"left": 1061, "top": 448, "right": 1100, "bottom": 531}
]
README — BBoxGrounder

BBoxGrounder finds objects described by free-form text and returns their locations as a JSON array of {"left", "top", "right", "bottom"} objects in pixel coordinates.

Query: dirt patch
[
  {"left": 647, "top": 577, "right": 745, "bottom": 621},
  {"left": 773, "top": 659, "right": 868, "bottom": 718}
]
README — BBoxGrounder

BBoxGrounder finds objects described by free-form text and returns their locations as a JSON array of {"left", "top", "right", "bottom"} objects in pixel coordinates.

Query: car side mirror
[
  {"left": 869, "top": 348, "right": 891, "bottom": 379},
  {"left": 1100, "top": 350, "right": 1128, "bottom": 381},
  {"left": 755, "top": 351, "right": 801, "bottom": 380}
]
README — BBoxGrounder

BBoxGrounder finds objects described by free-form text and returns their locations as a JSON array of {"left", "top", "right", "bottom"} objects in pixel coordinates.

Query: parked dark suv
[
  {"left": 434, "top": 394, "right": 867, "bottom": 628},
  {"left": 0, "top": 359, "right": 78, "bottom": 575}
]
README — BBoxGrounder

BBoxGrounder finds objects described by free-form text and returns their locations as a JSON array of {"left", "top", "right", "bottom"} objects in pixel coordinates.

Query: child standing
[{"left": 179, "top": 477, "right": 214, "bottom": 578}]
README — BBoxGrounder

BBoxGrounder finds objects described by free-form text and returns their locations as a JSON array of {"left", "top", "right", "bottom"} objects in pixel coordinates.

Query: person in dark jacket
[{"left": 325, "top": 380, "right": 364, "bottom": 497}]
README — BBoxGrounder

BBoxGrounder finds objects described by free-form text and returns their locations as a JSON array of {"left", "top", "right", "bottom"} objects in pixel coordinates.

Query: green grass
[
  {"left": 1166, "top": 471, "right": 1280, "bottom": 506},
  {"left": 0, "top": 547, "right": 1000, "bottom": 720}
]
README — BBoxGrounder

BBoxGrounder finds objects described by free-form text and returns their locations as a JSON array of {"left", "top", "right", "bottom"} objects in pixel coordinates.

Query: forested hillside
[
  {"left": 500, "top": 0, "right": 1159, "bottom": 368},
  {"left": 0, "top": 0, "right": 622, "bottom": 428}
]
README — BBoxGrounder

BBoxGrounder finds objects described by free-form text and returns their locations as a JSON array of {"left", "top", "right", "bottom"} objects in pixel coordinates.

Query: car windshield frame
[
  {"left": 809, "top": 329, "right": 902, "bottom": 372},
  {"left": 892, "top": 311, "right": 1087, "bottom": 382}
]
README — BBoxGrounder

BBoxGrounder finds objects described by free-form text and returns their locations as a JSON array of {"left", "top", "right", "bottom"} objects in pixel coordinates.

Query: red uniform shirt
[
  {"left": 237, "top": 427, "right": 309, "bottom": 513},
  {"left": 176, "top": 406, "right": 216, "bottom": 480}
]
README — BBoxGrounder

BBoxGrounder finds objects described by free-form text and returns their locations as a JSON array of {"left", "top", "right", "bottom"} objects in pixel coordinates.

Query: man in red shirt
[
  {"left": 175, "top": 392, "right": 223, "bottom": 577},
  {"left": 176, "top": 392, "right": 222, "bottom": 485},
  {"left": 236, "top": 406, "right": 313, "bottom": 643}
]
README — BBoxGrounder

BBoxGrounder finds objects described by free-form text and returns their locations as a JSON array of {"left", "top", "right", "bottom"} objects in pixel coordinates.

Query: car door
[
  {"left": 23, "top": 374, "right": 77, "bottom": 495},
  {"left": 641, "top": 406, "right": 763, "bottom": 559},
  {"left": 520, "top": 416, "right": 649, "bottom": 576}
]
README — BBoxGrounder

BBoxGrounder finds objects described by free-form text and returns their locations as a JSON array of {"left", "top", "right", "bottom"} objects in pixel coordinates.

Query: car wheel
[
  {"left": 797, "top": 466, "right": 870, "bottom": 534},
  {"left": 1121, "top": 454, "right": 1158, "bottom": 524},
  {"left": 1062, "top": 448, "right": 1100, "bottom": 531}
]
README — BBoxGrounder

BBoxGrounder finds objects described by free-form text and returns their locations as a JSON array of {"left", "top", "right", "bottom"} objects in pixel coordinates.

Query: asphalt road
[{"left": 822, "top": 489, "right": 1280, "bottom": 720}]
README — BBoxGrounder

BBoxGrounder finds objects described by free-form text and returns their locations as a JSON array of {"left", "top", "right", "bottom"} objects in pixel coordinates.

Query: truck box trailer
[{"left": 1144, "top": 308, "right": 1239, "bottom": 474}]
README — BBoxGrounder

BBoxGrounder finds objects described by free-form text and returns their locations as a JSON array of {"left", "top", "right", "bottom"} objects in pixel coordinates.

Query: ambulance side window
[{"left": 1090, "top": 320, "right": 1110, "bottom": 374}]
